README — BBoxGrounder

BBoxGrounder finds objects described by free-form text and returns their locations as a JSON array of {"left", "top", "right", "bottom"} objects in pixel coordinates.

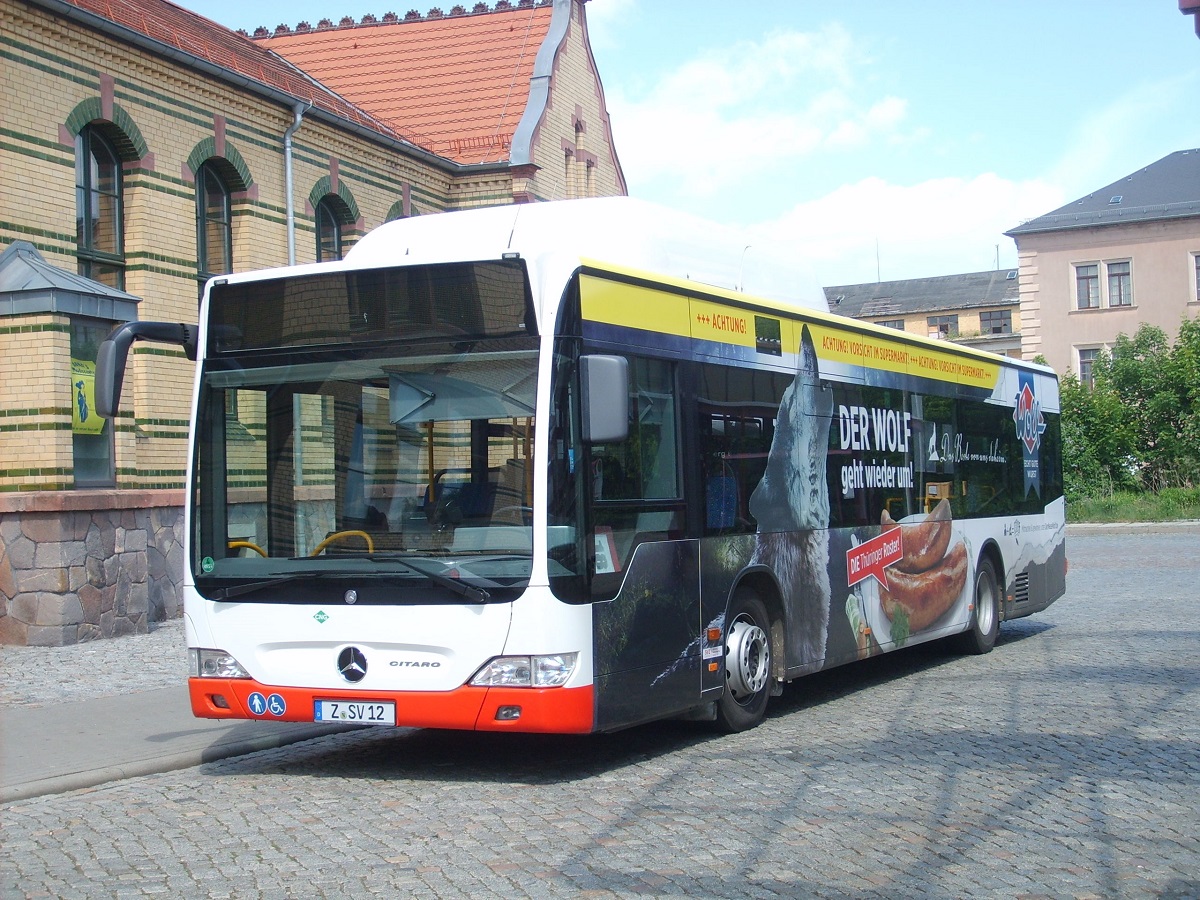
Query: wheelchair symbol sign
[{"left": 247, "top": 691, "right": 285, "bottom": 717}]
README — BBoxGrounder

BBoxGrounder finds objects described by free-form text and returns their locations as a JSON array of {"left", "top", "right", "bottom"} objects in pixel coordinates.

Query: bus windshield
[{"left": 191, "top": 261, "right": 539, "bottom": 603}]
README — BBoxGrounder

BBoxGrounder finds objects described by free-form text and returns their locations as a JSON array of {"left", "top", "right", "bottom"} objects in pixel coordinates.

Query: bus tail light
[
  {"left": 470, "top": 653, "right": 578, "bottom": 688},
  {"left": 189, "top": 648, "right": 251, "bottom": 679}
]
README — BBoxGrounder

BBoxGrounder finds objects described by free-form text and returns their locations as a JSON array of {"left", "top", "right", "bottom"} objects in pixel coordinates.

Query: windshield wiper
[
  {"left": 209, "top": 559, "right": 491, "bottom": 604},
  {"left": 210, "top": 571, "right": 328, "bottom": 601},
  {"left": 364, "top": 554, "right": 491, "bottom": 603}
]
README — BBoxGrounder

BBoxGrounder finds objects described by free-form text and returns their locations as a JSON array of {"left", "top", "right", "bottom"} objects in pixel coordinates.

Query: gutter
[
  {"left": 283, "top": 103, "right": 307, "bottom": 265},
  {"left": 1006, "top": 200, "right": 1200, "bottom": 237},
  {"left": 29, "top": 0, "right": 512, "bottom": 179},
  {"left": 510, "top": 0, "right": 572, "bottom": 168}
]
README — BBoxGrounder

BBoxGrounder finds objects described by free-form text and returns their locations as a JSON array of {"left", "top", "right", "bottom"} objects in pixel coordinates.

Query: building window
[
  {"left": 316, "top": 196, "right": 350, "bottom": 261},
  {"left": 980, "top": 309, "right": 1012, "bottom": 335},
  {"left": 75, "top": 127, "right": 124, "bottom": 290},
  {"left": 927, "top": 315, "right": 958, "bottom": 339},
  {"left": 1075, "top": 264, "right": 1099, "bottom": 309},
  {"left": 875, "top": 319, "right": 904, "bottom": 330},
  {"left": 1193, "top": 253, "right": 1200, "bottom": 302},
  {"left": 72, "top": 317, "right": 116, "bottom": 487},
  {"left": 1077, "top": 348, "right": 1100, "bottom": 390},
  {"left": 1107, "top": 261, "right": 1132, "bottom": 307},
  {"left": 196, "top": 162, "right": 232, "bottom": 290}
]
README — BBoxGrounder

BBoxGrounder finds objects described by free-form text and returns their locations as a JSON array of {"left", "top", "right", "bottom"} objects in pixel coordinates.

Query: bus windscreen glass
[
  {"left": 207, "top": 260, "right": 535, "bottom": 353},
  {"left": 192, "top": 262, "right": 539, "bottom": 604}
]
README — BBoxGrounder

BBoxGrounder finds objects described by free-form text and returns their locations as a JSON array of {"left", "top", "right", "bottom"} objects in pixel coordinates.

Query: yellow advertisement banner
[
  {"left": 71, "top": 358, "right": 104, "bottom": 434},
  {"left": 580, "top": 271, "right": 1001, "bottom": 391},
  {"left": 581, "top": 275, "right": 783, "bottom": 351},
  {"left": 580, "top": 275, "right": 690, "bottom": 337},
  {"left": 807, "top": 323, "right": 1000, "bottom": 391},
  {"left": 687, "top": 298, "right": 757, "bottom": 349}
]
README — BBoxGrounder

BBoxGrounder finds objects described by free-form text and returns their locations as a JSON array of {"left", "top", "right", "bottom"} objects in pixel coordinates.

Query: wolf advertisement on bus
[{"left": 582, "top": 276, "right": 1066, "bottom": 727}]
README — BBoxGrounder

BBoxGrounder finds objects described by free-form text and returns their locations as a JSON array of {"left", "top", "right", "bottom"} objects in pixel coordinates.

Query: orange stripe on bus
[{"left": 188, "top": 679, "right": 595, "bottom": 734}]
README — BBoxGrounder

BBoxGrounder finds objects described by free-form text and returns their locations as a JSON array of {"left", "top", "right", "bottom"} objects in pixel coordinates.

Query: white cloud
[
  {"left": 582, "top": 0, "right": 638, "bottom": 50},
  {"left": 825, "top": 96, "right": 908, "bottom": 149},
  {"left": 590, "top": 12, "right": 1092, "bottom": 286},
  {"left": 606, "top": 24, "right": 913, "bottom": 200},
  {"left": 760, "top": 174, "right": 1065, "bottom": 285}
]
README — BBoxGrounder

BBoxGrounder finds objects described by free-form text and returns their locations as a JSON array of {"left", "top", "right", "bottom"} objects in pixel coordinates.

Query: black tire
[
  {"left": 715, "top": 588, "right": 772, "bottom": 733},
  {"left": 956, "top": 555, "right": 1000, "bottom": 655}
]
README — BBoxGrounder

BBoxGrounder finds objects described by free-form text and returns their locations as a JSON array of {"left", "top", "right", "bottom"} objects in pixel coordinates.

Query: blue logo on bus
[
  {"left": 247, "top": 691, "right": 286, "bottom": 717},
  {"left": 1014, "top": 372, "right": 1046, "bottom": 496},
  {"left": 1013, "top": 374, "right": 1046, "bottom": 454}
]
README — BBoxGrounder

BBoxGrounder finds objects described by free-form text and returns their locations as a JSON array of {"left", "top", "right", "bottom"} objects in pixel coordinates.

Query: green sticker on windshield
[{"left": 201, "top": 556, "right": 215, "bottom": 573}]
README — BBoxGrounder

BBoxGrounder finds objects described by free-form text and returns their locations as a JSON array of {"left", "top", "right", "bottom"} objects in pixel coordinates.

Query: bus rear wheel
[
  {"left": 956, "top": 556, "right": 1000, "bottom": 655},
  {"left": 716, "top": 589, "right": 772, "bottom": 733}
]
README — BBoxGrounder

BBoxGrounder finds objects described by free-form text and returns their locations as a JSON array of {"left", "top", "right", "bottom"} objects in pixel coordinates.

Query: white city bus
[{"left": 97, "top": 197, "right": 1066, "bottom": 734}]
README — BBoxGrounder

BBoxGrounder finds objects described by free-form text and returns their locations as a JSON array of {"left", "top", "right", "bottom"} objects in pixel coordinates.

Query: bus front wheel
[
  {"left": 956, "top": 556, "right": 1000, "bottom": 655},
  {"left": 716, "top": 588, "right": 772, "bottom": 733}
]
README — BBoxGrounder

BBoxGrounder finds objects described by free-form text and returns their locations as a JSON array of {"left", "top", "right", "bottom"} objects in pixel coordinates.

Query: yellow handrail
[{"left": 310, "top": 530, "right": 375, "bottom": 556}]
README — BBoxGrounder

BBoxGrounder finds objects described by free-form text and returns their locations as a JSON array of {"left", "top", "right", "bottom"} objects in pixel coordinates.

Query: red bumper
[{"left": 189, "top": 678, "right": 595, "bottom": 733}]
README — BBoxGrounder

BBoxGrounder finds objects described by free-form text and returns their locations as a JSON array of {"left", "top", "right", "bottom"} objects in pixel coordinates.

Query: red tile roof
[
  {"left": 46, "top": 0, "right": 426, "bottom": 149},
  {"left": 258, "top": 5, "right": 555, "bottom": 164}
]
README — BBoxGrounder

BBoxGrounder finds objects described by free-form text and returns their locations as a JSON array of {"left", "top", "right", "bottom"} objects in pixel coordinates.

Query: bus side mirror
[
  {"left": 95, "top": 321, "right": 199, "bottom": 419},
  {"left": 580, "top": 354, "right": 628, "bottom": 443}
]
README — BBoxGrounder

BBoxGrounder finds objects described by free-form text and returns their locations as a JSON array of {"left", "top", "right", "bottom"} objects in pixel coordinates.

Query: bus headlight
[
  {"left": 189, "top": 648, "right": 250, "bottom": 679},
  {"left": 470, "top": 653, "right": 578, "bottom": 688}
]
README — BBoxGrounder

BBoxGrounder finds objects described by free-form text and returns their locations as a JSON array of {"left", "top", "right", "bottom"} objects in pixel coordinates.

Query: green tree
[
  {"left": 1059, "top": 369, "right": 1137, "bottom": 498},
  {"left": 1066, "top": 320, "right": 1200, "bottom": 497}
]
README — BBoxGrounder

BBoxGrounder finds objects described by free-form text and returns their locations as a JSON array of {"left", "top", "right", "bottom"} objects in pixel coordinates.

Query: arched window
[
  {"left": 75, "top": 126, "right": 124, "bottom": 289},
  {"left": 386, "top": 197, "right": 418, "bottom": 222},
  {"left": 196, "top": 161, "right": 232, "bottom": 289},
  {"left": 316, "top": 195, "right": 351, "bottom": 261}
]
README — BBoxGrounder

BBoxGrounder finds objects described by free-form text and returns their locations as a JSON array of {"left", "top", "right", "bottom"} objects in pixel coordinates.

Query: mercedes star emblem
[{"left": 337, "top": 646, "right": 367, "bottom": 683}]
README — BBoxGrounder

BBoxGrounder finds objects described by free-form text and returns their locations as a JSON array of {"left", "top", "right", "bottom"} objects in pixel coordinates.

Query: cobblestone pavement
[
  {"left": 0, "top": 619, "right": 186, "bottom": 709},
  {"left": 2, "top": 533, "right": 1198, "bottom": 898}
]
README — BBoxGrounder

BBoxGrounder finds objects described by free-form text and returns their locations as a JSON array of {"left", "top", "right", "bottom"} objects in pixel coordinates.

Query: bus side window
[
  {"left": 697, "top": 364, "right": 791, "bottom": 535},
  {"left": 590, "top": 453, "right": 627, "bottom": 500},
  {"left": 588, "top": 356, "right": 683, "bottom": 599}
]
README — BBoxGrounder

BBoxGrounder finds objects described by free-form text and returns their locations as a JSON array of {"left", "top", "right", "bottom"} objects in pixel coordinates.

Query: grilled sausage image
[
  {"left": 880, "top": 539, "right": 968, "bottom": 632},
  {"left": 881, "top": 498, "right": 952, "bottom": 574}
]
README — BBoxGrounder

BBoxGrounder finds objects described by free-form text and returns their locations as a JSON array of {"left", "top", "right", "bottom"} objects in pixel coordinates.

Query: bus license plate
[{"left": 314, "top": 700, "right": 395, "bottom": 725}]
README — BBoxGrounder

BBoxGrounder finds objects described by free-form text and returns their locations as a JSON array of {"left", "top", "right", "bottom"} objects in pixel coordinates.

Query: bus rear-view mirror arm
[
  {"left": 95, "top": 321, "right": 199, "bottom": 419},
  {"left": 580, "top": 354, "right": 628, "bottom": 443}
]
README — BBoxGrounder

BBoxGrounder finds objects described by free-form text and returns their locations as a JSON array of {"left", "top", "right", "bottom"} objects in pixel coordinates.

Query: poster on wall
[{"left": 71, "top": 358, "right": 104, "bottom": 435}]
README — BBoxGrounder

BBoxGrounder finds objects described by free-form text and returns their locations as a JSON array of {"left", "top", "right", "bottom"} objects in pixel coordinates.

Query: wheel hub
[
  {"left": 726, "top": 617, "right": 770, "bottom": 698},
  {"left": 976, "top": 571, "right": 997, "bottom": 634}
]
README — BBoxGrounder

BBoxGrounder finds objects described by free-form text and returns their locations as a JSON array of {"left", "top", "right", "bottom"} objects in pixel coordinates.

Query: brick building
[{"left": 0, "top": 0, "right": 625, "bottom": 644}]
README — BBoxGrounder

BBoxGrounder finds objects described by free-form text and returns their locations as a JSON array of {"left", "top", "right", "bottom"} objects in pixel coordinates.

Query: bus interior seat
[
  {"left": 453, "top": 481, "right": 498, "bottom": 519},
  {"left": 494, "top": 459, "right": 527, "bottom": 506},
  {"left": 924, "top": 481, "right": 953, "bottom": 513},
  {"left": 421, "top": 467, "right": 503, "bottom": 521}
]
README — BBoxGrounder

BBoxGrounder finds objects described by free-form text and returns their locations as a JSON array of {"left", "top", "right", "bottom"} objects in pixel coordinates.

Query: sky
[{"left": 191, "top": 0, "right": 1200, "bottom": 286}]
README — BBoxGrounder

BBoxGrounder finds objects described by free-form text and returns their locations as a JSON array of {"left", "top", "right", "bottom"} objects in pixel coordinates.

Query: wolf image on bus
[{"left": 96, "top": 197, "right": 1066, "bottom": 734}]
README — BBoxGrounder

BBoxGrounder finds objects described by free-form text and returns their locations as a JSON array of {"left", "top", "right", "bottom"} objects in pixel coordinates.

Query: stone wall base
[{"left": 0, "top": 490, "right": 185, "bottom": 646}]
